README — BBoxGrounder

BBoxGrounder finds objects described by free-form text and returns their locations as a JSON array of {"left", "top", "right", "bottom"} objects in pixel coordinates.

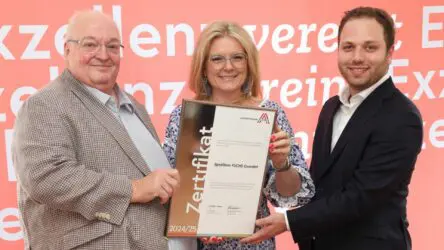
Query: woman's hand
[
  {"left": 269, "top": 125, "right": 291, "bottom": 170},
  {"left": 200, "top": 236, "right": 225, "bottom": 244}
]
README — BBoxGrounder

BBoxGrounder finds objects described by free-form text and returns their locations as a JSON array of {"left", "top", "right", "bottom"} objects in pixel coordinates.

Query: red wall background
[{"left": 1, "top": 1, "right": 443, "bottom": 249}]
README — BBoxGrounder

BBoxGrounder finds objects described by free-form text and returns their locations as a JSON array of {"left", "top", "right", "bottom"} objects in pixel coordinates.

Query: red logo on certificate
[{"left": 258, "top": 113, "right": 270, "bottom": 124}]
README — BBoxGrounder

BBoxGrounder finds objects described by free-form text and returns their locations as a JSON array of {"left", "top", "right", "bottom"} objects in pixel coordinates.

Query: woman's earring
[
  {"left": 202, "top": 77, "right": 212, "bottom": 96},
  {"left": 241, "top": 78, "right": 251, "bottom": 95}
]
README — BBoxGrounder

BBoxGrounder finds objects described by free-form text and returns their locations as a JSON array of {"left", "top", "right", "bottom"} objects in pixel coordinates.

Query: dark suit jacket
[{"left": 287, "top": 77, "right": 423, "bottom": 250}]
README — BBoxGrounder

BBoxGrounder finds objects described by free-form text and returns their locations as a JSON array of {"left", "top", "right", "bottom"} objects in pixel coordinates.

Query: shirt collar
[
  {"left": 339, "top": 72, "right": 390, "bottom": 105},
  {"left": 83, "top": 84, "right": 135, "bottom": 113}
]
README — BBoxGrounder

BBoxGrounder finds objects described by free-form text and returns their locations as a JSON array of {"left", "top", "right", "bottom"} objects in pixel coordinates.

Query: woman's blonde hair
[{"left": 189, "top": 21, "right": 262, "bottom": 101}]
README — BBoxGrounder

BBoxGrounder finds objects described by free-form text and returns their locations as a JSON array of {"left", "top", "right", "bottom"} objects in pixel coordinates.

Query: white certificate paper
[{"left": 166, "top": 100, "right": 276, "bottom": 238}]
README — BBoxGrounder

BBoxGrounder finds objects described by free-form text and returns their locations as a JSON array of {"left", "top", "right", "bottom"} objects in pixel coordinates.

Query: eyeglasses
[
  {"left": 66, "top": 37, "right": 124, "bottom": 55},
  {"left": 208, "top": 53, "right": 247, "bottom": 69}
]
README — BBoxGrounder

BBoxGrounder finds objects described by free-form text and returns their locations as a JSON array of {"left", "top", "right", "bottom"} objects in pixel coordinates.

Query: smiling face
[
  {"left": 64, "top": 12, "right": 121, "bottom": 95},
  {"left": 205, "top": 36, "right": 248, "bottom": 101},
  {"left": 338, "top": 17, "right": 393, "bottom": 96}
]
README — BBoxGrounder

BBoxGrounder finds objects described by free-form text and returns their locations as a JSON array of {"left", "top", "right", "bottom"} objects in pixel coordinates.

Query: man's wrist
[
  {"left": 130, "top": 180, "right": 140, "bottom": 203},
  {"left": 284, "top": 210, "right": 291, "bottom": 231}
]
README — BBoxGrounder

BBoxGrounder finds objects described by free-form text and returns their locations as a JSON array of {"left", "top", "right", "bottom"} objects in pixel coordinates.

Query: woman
[{"left": 163, "top": 21, "right": 315, "bottom": 249}]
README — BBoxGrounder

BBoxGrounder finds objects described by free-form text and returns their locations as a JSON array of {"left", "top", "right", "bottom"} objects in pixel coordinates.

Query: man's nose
[
  {"left": 352, "top": 48, "right": 364, "bottom": 63},
  {"left": 95, "top": 45, "right": 110, "bottom": 60}
]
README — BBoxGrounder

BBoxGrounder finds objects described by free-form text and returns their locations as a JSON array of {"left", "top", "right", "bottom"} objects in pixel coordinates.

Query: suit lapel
[
  {"left": 322, "top": 96, "right": 341, "bottom": 160},
  {"left": 60, "top": 70, "right": 151, "bottom": 176},
  {"left": 317, "top": 77, "right": 396, "bottom": 179},
  {"left": 313, "top": 97, "right": 341, "bottom": 181}
]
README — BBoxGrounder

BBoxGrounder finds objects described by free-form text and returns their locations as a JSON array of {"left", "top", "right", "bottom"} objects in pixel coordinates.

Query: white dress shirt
[{"left": 331, "top": 72, "right": 389, "bottom": 151}]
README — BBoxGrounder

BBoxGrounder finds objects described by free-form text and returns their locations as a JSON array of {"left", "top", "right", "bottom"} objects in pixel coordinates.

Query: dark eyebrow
[
  {"left": 340, "top": 41, "right": 381, "bottom": 46},
  {"left": 340, "top": 41, "right": 353, "bottom": 46}
]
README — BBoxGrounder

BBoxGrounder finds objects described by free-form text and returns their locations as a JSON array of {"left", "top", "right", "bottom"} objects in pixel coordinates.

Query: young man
[{"left": 242, "top": 6, "right": 423, "bottom": 250}]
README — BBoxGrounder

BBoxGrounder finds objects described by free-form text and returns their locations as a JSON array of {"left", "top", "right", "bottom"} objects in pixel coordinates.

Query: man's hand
[
  {"left": 131, "top": 169, "right": 180, "bottom": 204},
  {"left": 240, "top": 212, "right": 287, "bottom": 244}
]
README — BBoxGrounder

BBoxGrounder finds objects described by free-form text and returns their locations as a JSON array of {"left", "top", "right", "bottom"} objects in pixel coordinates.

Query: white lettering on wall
[{"left": 0, "top": 208, "right": 23, "bottom": 241}]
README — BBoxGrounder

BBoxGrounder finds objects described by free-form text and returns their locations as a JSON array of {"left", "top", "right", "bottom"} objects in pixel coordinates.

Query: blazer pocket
[{"left": 62, "top": 221, "right": 112, "bottom": 250}]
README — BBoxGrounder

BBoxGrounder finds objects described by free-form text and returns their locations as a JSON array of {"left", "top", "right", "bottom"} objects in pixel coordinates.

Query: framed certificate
[{"left": 166, "top": 99, "right": 276, "bottom": 238}]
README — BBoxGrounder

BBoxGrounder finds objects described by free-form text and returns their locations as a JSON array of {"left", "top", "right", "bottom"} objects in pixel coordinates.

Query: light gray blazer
[{"left": 12, "top": 69, "right": 168, "bottom": 250}]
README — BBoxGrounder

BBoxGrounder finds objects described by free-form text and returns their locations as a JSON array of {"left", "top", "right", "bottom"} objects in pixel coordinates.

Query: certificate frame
[{"left": 166, "top": 99, "right": 277, "bottom": 238}]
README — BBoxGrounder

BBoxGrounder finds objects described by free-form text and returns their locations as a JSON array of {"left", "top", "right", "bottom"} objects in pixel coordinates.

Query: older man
[{"left": 13, "top": 11, "right": 187, "bottom": 250}]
